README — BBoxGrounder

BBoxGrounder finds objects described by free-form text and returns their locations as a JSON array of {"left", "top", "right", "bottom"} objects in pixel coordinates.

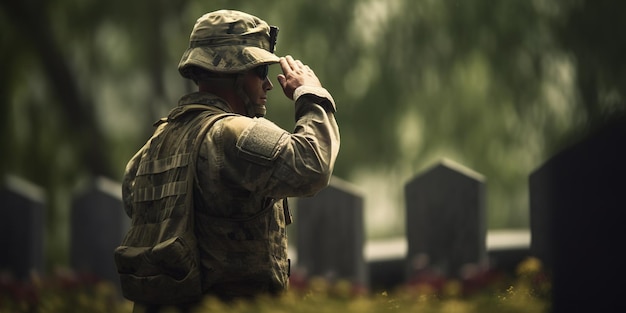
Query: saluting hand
[{"left": 277, "top": 55, "right": 322, "bottom": 100}]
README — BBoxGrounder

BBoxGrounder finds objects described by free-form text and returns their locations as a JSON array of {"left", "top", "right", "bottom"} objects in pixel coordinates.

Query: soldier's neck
[{"left": 198, "top": 82, "right": 246, "bottom": 115}]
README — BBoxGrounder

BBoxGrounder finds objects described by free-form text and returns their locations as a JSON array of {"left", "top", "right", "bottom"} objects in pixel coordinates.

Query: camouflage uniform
[{"left": 120, "top": 10, "right": 340, "bottom": 304}]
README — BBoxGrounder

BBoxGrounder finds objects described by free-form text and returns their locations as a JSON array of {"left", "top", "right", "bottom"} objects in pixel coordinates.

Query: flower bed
[{"left": 0, "top": 258, "right": 550, "bottom": 313}]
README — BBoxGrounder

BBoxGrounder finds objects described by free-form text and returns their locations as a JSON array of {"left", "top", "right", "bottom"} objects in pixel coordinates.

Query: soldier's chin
[{"left": 253, "top": 104, "right": 267, "bottom": 117}]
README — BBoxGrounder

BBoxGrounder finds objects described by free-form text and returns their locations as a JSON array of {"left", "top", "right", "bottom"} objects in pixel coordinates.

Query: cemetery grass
[{"left": 1, "top": 257, "right": 550, "bottom": 313}]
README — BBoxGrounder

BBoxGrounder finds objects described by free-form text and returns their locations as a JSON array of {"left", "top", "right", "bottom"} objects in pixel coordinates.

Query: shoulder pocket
[{"left": 235, "top": 119, "right": 288, "bottom": 165}]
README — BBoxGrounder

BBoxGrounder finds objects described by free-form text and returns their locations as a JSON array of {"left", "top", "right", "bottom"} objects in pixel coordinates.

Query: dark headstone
[
  {"left": 529, "top": 118, "right": 626, "bottom": 312},
  {"left": 0, "top": 176, "right": 45, "bottom": 280},
  {"left": 368, "top": 258, "right": 405, "bottom": 292},
  {"left": 365, "top": 238, "right": 406, "bottom": 292},
  {"left": 405, "top": 159, "right": 487, "bottom": 279},
  {"left": 295, "top": 176, "right": 367, "bottom": 287},
  {"left": 485, "top": 230, "right": 530, "bottom": 275},
  {"left": 70, "top": 177, "right": 129, "bottom": 288}
]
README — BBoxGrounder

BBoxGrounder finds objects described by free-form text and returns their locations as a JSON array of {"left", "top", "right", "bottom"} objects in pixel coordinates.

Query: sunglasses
[{"left": 253, "top": 64, "right": 269, "bottom": 80}]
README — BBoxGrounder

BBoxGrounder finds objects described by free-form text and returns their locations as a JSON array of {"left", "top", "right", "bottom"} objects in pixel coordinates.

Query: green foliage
[
  {"left": 0, "top": 269, "right": 132, "bottom": 313},
  {"left": 1, "top": 258, "right": 550, "bottom": 313}
]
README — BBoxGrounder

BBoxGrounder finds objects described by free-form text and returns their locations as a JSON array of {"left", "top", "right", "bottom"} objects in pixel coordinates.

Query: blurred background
[{"left": 1, "top": 0, "right": 624, "bottom": 270}]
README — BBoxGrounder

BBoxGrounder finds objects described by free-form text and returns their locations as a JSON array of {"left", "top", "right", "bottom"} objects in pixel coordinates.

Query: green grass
[{"left": 1, "top": 258, "right": 550, "bottom": 313}]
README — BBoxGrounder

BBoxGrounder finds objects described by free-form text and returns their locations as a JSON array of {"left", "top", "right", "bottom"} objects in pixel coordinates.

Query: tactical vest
[
  {"left": 116, "top": 102, "right": 292, "bottom": 302},
  {"left": 195, "top": 197, "right": 291, "bottom": 298},
  {"left": 115, "top": 105, "right": 230, "bottom": 304}
]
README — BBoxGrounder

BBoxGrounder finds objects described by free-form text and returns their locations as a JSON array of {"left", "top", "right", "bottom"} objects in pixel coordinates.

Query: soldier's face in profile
[{"left": 243, "top": 65, "right": 274, "bottom": 115}]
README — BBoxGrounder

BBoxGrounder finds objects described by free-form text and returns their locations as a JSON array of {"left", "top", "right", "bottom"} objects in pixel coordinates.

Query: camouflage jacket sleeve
[{"left": 200, "top": 90, "right": 340, "bottom": 199}]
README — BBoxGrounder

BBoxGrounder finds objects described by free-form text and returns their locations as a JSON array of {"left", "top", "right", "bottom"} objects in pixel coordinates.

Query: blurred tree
[
  {"left": 0, "top": 0, "right": 192, "bottom": 266},
  {"left": 1, "top": 0, "right": 107, "bottom": 176},
  {"left": 553, "top": 0, "right": 626, "bottom": 135}
]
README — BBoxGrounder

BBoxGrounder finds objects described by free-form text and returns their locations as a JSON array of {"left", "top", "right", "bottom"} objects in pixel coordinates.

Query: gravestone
[
  {"left": 295, "top": 176, "right": 367, "bottom": 287},
  {"left": 70, "top": 177, "right": 128, "bottom": 289},
  {"left": 485, "top": 230, "right": 530, "bottom": 275},
  {"left": 529, "top": 117, "right": 626, "bottom": 312},
  {"left": 405, "top": 159, "right": 487, "bottom": 280},
  {"left": 366, "top": 238, "right": 406, "bottom": 292},
  {"left": 0, "top": 176, "right": 45, "bottom": 280}
]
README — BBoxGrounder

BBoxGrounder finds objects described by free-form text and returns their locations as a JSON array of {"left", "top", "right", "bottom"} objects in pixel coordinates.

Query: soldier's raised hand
[{"left": 277, "top": 55, "right": 322, "bottom": 100}]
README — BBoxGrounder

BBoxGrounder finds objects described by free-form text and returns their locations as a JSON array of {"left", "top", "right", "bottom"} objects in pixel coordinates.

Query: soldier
[{"left": 116, "top": 9, "right": 339, "bottom": 312}]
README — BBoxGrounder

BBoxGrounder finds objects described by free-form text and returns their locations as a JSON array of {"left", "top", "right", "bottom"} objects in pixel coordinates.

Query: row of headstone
[
  {"left": 0, "top": 160, "right": 536, "bottom": 295},
  {"left": 294, "top": 159, "right": 490, "bottom": 290},
  {"left": 0, "top": 176, "right": 127, "bottom": 294},
  {"left": 294, "top": 116, "right": 626, "bottom": 312}
]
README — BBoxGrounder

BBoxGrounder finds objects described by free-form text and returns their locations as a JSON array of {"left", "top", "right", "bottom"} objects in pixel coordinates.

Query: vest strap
[
  {"left": 137, "top": 153, "right": 190, "bottom": 175},
  {"left": 134, "top": 181, "right": 188, "bottom": 202}
]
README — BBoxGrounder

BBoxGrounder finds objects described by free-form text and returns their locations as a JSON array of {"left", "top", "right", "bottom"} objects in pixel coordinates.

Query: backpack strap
[{"left": 188, "top": 111, "right": 235, "bottom": 207}]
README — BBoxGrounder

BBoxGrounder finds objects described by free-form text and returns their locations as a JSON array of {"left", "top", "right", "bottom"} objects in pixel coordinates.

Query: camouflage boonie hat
[{"left": 178, "top": 10, "right": 280, "bottom": 78}]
